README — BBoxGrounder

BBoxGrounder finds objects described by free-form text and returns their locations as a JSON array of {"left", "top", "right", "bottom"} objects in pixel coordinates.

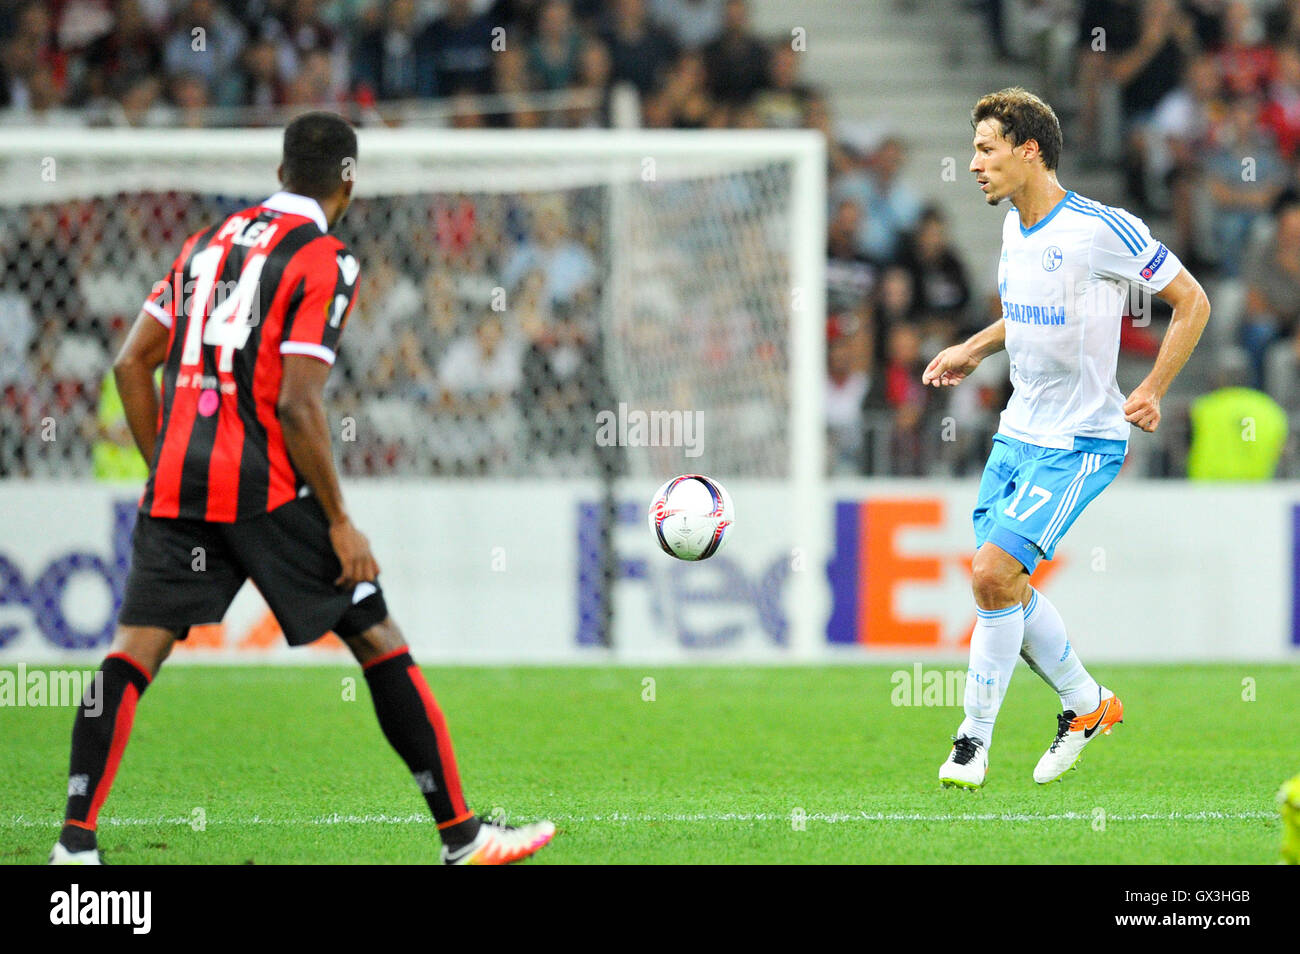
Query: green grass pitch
[{"left": 2, "top": 663, "right": 1293, "bottom": 864}]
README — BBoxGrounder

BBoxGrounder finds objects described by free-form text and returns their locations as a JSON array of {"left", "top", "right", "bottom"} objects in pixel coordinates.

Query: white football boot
[
  {"left": 1033, "top": 689, "right": 1124, "bottom": 784},
  {"left": 49, "top": 842, "right": 102, "bottom": 865},
  {"left": 939, "top": 735, "right": 988, "bottom": 790},
  {"left": 441, "top": 818, "right": 556, "bottom": 865}
]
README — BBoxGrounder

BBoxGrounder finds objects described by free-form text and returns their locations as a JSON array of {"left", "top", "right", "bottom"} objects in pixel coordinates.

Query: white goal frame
[{"left": 0, "top": 127, "right": 827, "bottom": 658}]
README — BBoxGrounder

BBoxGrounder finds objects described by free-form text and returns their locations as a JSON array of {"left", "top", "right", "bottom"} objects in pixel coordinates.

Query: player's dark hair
[
  {"left": 971, "top": 87, "right": 1062, "bottom": 172},
  {"left": 281, "top": 111, "right": 357, "bottom": 200}
]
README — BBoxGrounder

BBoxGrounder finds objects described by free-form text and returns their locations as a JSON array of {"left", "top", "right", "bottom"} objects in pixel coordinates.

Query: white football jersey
[{"left": 994, "top": 190, "right": 1182, "bottom": 450}]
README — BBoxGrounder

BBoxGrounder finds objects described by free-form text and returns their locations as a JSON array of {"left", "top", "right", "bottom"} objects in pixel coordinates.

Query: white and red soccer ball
[{"left": 647, "top": 474, "right": 734, "bottom": 561}]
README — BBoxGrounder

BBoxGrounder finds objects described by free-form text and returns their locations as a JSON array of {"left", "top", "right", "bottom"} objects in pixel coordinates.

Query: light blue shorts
[{"left": 973, "top": 434, "right": 1125, "bottom": 574}]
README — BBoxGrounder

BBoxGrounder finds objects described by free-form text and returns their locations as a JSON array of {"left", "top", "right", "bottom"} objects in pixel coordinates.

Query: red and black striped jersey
[{"left": 138, "top": 192, "right": 360, "bottom": 523}]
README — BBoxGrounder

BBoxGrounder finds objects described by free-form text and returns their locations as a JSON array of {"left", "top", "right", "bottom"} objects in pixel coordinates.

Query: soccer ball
[{"left": 648, "top": 474, "right": 734, "bottom": 561}]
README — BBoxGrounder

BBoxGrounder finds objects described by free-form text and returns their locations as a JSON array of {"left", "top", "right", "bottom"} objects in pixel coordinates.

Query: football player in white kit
[{"left": 923, "top": 88, "right": 1211, "bottom": 789}]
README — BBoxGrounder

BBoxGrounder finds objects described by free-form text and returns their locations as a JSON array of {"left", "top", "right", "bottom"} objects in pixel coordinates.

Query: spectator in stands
[
  {"left": 827, "top": 199, "right": 879, "bottom": 314},
  {"left": 284, "top": 46, "right": 342, "bottom": 107},
  {"left": 1240, "top": 193, "right": 1300, "bottom": 395},
  {"left": 833, "top": 136, "right": 924, "bottom": 262},
  {"left": 751, "top": 41, "right": 815, "bottom": 129},
  {"left": 882, "top": 322, "right": 932, "bottom": 476},
  {"left": 0, "top": 28, "right": 40, "bottom": 111},
  {"left": 874, "top": 264, "right": 917, "bottom": 330},
  {"left": 1076, "top": 0, "right": 1198, "bottom": 184},
  {"left": 352, "top": 0, "right": 423, "bottom": 103},
  {"left": 897, "top": 206, "right": 972, "bottom": 349},
  {"left": 1147, "top": 54, "right": 1225, "bottom": 266},
  {"left": 656, "top": 50, "right": 714, "bottom": 128},
  {"left": 826, "top": 310, "right": 880, "bottom": 475},
  {"left": 170, "top": 72, "right": 212, "bottom": 128},
  {"left": 275, "top": 0, "right": 343, "bottom": 88},
  {"left": 600, "top": 0, "right": 678, "bottom": 96},
  {"left": 162, "top": 0, "right": 248, "bottom": 93},
  {"left": 0, "top": 61, "right": 71, "bottom": 124},
  {"left": 492, "top": 0, "right": 546, "bottom": 38},
  {"left": 419, "top": 0, "right": 499, "bottom": 96},
  {"left": 1205, "top": 94, "right": 1288, "bottom": 275},
  {"left": 235, "top": 31, "right": 285, "bottom": 111},
  {"left": 1261, "top": 44, "right": 1300, "bottom": 161},
  {"left": 566, "top": 37, "right": 612, "bottom": 127},
  {"left": 1214, "top": 0, "right": 1274, "bottom": 98},
  {"left": 702, "top": 0, "right": 767, "bottom": 107},
  {"left": 436, "top": 312, "right": 526, "bottom": 474},
  {"left": 520, "top": 300, "right": 600, "bottom": 469},
  {"left": 82, "top": 0, "right": 163, "bottom": 108},
  {"left": 503, "top": 201, "right": 597, "bottom": 307},
  {"left": 651, "top": 0, "right": 726, "bottom": 50},
  {"left": 528, "top": 0, "right": 583, "bottom": 91}
]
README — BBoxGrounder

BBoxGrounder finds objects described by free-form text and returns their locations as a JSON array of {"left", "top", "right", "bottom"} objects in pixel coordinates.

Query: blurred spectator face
[
  {"left": 1223, "top": 0, "right": 1257, "bottom": 44},
  {"left": 246, "top": 40, "right": 278, "bottom": 82},
  {"left": 723, "top": 0, "right": 749, "bottom": 34},
  {"left": 769, "top": 45, "right": 798, "bottom": 90},
  {"left": 117, "top": 0, "right": 148, "bottom": 37},
  {"left": 495, "top": 47, "right": 529, "bottom": 92},
  {"left": 641, "top": 93, "right": 673, "bottom": 127},
  {"left": 915, "top": 214, "right": 947, "bottom": 259},
  {"left": 579, "top": 40, "right": 611, "bottom": 86},
  {"left": 292, "top": 0, "right": 322, "bottom": 25},
  {"left": 2, "top": 37, "right": 37, "bottom": 80},
  {"left": 389, "top": 0, "right": 418, "bottom": 31},
  {"left": 122, "top": 76, "right": 162, "bottom": 124},
  {"left": 17, "top": 2, "right": 51, "bottom": 40},
  {"left": 1278, "top": 204, "right": 1300, "bottom": 250},
  {"left": 880, "top": 266, "right": 913, "bottom": 313},
  {"left": 829, "top": 200, "right": 861, "bottom": 251},
  {"left": 615, "top": 0, "right": 646, "bottom": 28},
  {"left": 887, "top": 324, "right": 921, "bottom": 367},
  {"left": 450, "top": 91, "right": 486, "bottom": 126},
  {"left": 477, "top": 315, "right": 504, "bottom": 354},
  {"left": 539, "top": 1, "right": 572, "bottom": 41},
  {"left": 187, "top": 0, "right": 216, "bottom": 28},
  {"left": 1277, "top": 47, "right": 1300, "bottom": 89},
  {"left": 172, "top": 74, "right": 210, "bottom": 111},
  {"left": 675, "top": 51, "right": 706, "bottom": 90},
  {"left": 27, "top": 65, "right": 64, "bottom": 111},
  {"left": 447, "top": 0, "right": 473, "bottom": 20},
  {"left": 1226, "top": 96, "right": 1260, "bottom": 140},
  {"left": 873, "top": 139, "right": 906, "bottom": 183},
  {"left": 1186, "top": 55, "right": 1221, "bottom": 100}
]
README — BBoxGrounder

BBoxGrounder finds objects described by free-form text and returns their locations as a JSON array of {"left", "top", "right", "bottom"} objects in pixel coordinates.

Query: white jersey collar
[{"left": 261, "top": 191, "right": 328, "bottom": 233}]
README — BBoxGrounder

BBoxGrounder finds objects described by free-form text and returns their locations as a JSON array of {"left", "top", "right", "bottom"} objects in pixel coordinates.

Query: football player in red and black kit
[{"left": 50, "top": 112, "right": 554, "bottom": 866}]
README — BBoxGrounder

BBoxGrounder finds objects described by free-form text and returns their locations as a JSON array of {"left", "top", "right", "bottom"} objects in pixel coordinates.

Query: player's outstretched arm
[
  {"left": 278, "top": 354, "right": 379, "bottom": 588},
  {"left": 113, "top": 308, "right": 171, "bottom": 465},
  {"left": 922, "top": 318, "right": 1005, "bottom": 387},
  {"left": 1123, "top": 267, "right": 1211, "bottom": 433}
]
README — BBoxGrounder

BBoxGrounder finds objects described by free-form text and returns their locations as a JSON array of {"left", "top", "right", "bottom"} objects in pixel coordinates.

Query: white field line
[{"left": 1, "top": 810, "right": 1276, "bottom": 828}]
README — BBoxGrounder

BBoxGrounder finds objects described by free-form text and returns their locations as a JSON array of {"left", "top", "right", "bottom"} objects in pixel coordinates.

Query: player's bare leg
[
  {"left": 939, "top": 544, "right": 1029, "bottom": 790},
  {"left": 50, "top": 625, "right": 178, "bottom": 864},
  {"left": 344, "top": 617, "right": 554, "bottom": 865}
]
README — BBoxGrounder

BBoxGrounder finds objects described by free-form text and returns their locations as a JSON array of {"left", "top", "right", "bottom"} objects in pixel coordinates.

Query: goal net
[{"left": 0, "top": 128, "right": 826, "bottom": 656}]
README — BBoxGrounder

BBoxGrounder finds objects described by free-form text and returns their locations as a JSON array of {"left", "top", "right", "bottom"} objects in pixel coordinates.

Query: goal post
[{"left": 0, "top": 127, "right": 827, "bottom": 660}]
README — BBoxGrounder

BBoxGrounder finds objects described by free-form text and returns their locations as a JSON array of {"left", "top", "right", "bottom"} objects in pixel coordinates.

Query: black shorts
[{"left": 118, "top": 494, "right": 388, "bottom": 646}]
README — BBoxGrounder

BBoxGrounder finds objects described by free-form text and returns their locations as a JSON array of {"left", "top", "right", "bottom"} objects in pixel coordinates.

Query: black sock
[
  {"left": 363, "top": 650, "right": 480, "bottom": 848},
  {"left": 62, "top": 653, "right": 152, "bottom": 844}
]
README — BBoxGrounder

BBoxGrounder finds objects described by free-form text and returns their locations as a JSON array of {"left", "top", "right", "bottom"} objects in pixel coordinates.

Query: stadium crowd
[
  {"left": 4, "top": 0, "right": 1298, "bottom": 479},
  {"left": 969, "top": 0, "right": 1300, "bottom": 478}
]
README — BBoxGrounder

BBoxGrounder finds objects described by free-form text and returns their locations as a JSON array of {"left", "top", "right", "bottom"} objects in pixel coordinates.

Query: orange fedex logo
[{"left": 827, "top": 498, "right": 1062, "bottom": 647}]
